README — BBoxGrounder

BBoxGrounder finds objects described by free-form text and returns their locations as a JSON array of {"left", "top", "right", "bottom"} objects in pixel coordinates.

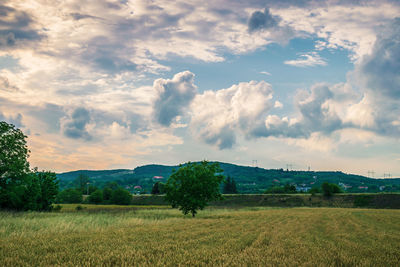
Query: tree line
[{"left": 0, "top": 121, "right": 58, "bottom": 211}]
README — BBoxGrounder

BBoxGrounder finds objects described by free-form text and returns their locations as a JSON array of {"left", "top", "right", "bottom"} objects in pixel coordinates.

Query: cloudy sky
[{"left": 1, "top": 0, "right": 399, "bottom": 177}]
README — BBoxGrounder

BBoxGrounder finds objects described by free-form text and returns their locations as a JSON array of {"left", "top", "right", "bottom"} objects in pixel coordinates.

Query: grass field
[{"left": 1, "top": 206, "right": 400, "bottom": 266}]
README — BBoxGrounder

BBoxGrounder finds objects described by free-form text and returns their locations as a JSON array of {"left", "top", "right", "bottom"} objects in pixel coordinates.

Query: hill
[{"left": 57, "top": 162, "right": 400, "bottom": 194}]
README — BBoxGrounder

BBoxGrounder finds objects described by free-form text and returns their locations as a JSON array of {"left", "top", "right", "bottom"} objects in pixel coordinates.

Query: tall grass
[{"left": 1, "top": 206, "right": 399, "bottom": 266}]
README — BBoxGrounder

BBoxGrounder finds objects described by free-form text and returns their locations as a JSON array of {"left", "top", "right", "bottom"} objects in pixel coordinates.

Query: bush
[
  {"left": 57, "top": 188, "right": 82, "bottom": 203},
  {"left": 111, "top": 188, "right": 132, "bottom": 205},
  {"left": 53, "top": 204, "right": 62, "bottom": 211},
  {"left": 309, "top": 187, "right": 321, "bottom": 196},
  {"left": 322, "top": 182, "right": 342, "bottom": 197},
  {"left": 103, "top": 187, "right": 113, "bottom": 202},
  {"left": 265, "top": 184, "right": 297, "bottom": 194},
  {"left": 88, "top": 189, "right": 103, "bottom": 204}
]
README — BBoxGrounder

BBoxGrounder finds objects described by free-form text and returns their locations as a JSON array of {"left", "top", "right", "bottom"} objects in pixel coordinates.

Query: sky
[{"left": 0, "top": 0, "right": 399, "bottom": 177}]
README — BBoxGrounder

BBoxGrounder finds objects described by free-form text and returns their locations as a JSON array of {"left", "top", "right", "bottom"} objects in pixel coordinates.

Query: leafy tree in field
[
  {"left": 223, "top": 176, "right": 238, "bottom": 194},
  {"left": 0, "top": 121, "right": 58, "bottom": 210},
  {"left": 57, "top": 188, "right": 82, "bottom": 203},
  {"left": 321, "top": 182, "right": 342, "bottom": 197},
  {"left": 111, "top": 188, "right": 131, "bottom": 205},
  {"left": 165, "top": 161, "right": 224, "bottom": 217},
  {"left": 88, "top": 189, "right": 103, "bottom": 204}
]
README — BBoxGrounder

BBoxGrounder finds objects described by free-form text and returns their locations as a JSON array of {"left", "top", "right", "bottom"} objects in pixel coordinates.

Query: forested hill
[{"left": 57, "top": 162, "right": 400, "bottom": 194}]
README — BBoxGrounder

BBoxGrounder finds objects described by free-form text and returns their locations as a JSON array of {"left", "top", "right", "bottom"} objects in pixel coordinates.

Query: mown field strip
[{"left": 1, "top": 207, "right": 399, "bottom": 266}]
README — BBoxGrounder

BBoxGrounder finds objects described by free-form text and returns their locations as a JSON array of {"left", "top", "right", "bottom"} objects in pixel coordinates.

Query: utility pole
[{"left": 87, "top": 182, "right": 90, "bottom": 195}]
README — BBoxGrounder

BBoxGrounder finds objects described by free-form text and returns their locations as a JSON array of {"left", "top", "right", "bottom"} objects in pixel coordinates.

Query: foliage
[
  {"left": 354, "top": 195, "right": 373, "bottom": 207},
  {"left": 0, "top": 122, "right": 58, "bottom": 210},
  {"left": 309, "top": 187, "right": 321, "bottom": 195},
  {"left": 75, "top": 174, "right": 90, "bottom": 194},
  {"left": 103, "top": 187, "right": 113, "bottom": 202},
  {"left": 151, "top": 182, "right": 165, "bottom": 195},
  {"left": 57, "top": 188, "right": 82, "bottom": 204},
  {"left": 265, "top": 183, "right": 297, "bottom": 194},
  {"left": 36, "top": 171, "right": 59, "bottom": 210},
  {"left": 223, "top": 176, "right": 238, "bottom": 194},
  {"left": 165, "top": 161, "right": 224, "bottom": 217},
  {"left": 321, "top": 182, "right": 342, "bottom": 197},
  {"left": 88, "top": 189, "right": 103, "bottom": 204},
  {"left": 75, "top": 205, "right": 84, "bottom": 211},
  {"left": 53, "top": 204, "right": 62, "bottom": 211},
  {"left": 111, "top": 188, "right": 132, "bottom": 205}
]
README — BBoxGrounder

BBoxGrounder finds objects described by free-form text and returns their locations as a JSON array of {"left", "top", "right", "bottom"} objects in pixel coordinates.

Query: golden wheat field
[{"left": 1, "top": 206, "right": 399, "bottom": 266}]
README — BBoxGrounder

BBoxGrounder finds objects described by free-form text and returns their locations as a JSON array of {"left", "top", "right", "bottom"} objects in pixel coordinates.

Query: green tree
[
  {"left": 36, "top": 171, "right": 59, "bottom": 210},
  {"left": 75, "top": 173, "right": 90, "bottom": 194},
  {"left": 0, "top": 121, "right": 30, "bottom": 209},
  {"left": 223, "top": 176, "right": 238, "bottom": 194},
  {"left": 56, "top": 188, "right": 82, "bottom": 203},
  {"left": 0, "top": 122, "right": 59, "bottom": 211},
  {"left": 111, "top": 188, "right": 131, "bottom": 205},
  {"left": 103, "top": 187, "right": 113, "bottom": 202},
  {"left": 151, "top": 181, "right": 165, "bottom": 195},
  {"left": 88, "top": 189, "right": 103, "bottom": 204},
  {"left": 321, "top": 182, "right": 342, "bottom": 197},
  {"left": 165, "top": 161, "right": 224, "bottom": 217}
]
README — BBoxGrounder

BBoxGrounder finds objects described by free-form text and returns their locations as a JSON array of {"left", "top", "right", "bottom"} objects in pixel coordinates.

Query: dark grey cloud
[
  {"left": 248, "top": 8, "right": 278, "bottom": 33},
  {"left": 63, "top": 107, "right": 92, "bottom": 140},
  {"left": 297, "top": 85, "right": 343, "bottom": 134},
  {"left": 202, "top": 125, "right": 236, "bottom": 150},
  {"left": 81, "top": 36, "right": 137, "bottom": 74},
  {"left": 31, "top": 103, "right": 65, "bottom": 133},
  {"left": 70, "top": 13, "right": 103, "bottom": 21},
  {"left": 354, "top": 18, "right": 400, "bottom": 137},
  {"left": 153, "top": 71, "right": 197, "bottom": 126},
  {"left": 358, "top": 18, "right": 400, "bottom": 99},
  {"left": 0, "top": 4, "right": 42, "bottom": 48}
]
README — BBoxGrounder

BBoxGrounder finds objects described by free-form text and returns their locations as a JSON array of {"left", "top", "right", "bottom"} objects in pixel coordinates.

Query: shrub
[
  {"left": 322, "top": 182, "right": 342, "bottom": 197},
  {"left": 103, "top": 187, "right": 113, "bottom": 202},
  {"left": 88, "top": 189, "right": 103, "bottom": 204},
  {"left": 111, "top": 188, "right": 132, "bottom": 205},
  {"left": 57, "top": 188, "right": 82, "bottom": 203},
  {"left": 53, "top": 204, "right": 62, "bottom": 211}
]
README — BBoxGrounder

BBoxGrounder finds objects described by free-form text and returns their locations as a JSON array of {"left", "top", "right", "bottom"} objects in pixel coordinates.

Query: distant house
[
  {"left": 153, "top": 176, "right": 164, "bottom": 179},
  {"left": 273, "top": 179, "right": 280, "bottom": 183},
  {"left": 379, "top": 186, "right": 386, "bottom": 191},
  {"left": 296, "top": 186, "right": 311, "bottom": 192},
  {"left": 358, "top": 186, "right": 368, "bottom": 190}
]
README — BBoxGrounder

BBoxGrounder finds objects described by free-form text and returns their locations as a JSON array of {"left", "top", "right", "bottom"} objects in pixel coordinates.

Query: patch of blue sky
[
  {"left": 158, "top": 37, "right": 353, "bottom": 115},
  {"left": 0, "top": 55, "right": 20, "bottom": 70}
]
